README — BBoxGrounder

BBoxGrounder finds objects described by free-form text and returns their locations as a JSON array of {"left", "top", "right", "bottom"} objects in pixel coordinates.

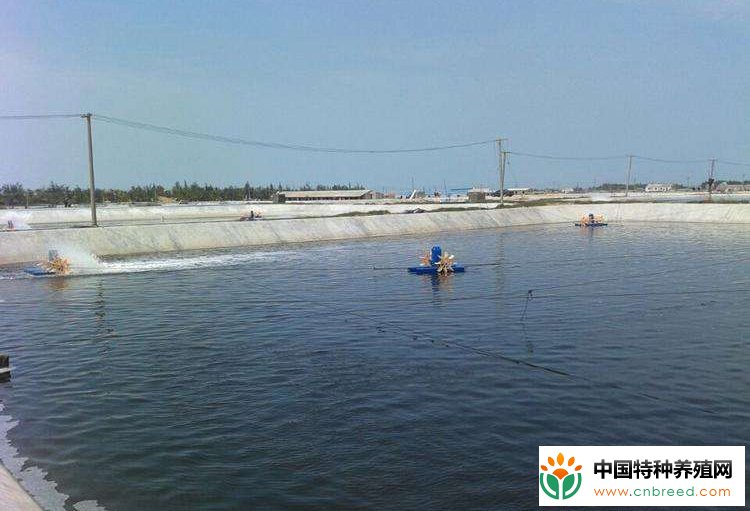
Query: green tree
[{"left": 1, "top": 183, "right": 25, "bottom": 208}]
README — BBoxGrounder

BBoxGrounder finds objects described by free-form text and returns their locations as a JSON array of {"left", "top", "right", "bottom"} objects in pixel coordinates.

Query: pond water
[{"left": 1, "top": 223, "right": 748, "bottom": 510}]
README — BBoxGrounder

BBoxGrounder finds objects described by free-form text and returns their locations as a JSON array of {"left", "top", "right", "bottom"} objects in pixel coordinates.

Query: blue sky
[{"left": 1, "top": 0, "right": 749, "bottom": 191}]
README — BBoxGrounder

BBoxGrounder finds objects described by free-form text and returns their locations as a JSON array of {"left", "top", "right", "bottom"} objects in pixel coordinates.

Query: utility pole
[
  {"left": 708, "top": 158, "right": 716, "bottom": 201},
  {"left": 501, "top": 151, "right": 509, "bottom": 205},
  {"left": 82, "top": 113, "right": 97, "bottom": 226},
  {"left": 625, "top": 155, "right": 633, "bottom": 198},
  {"left": 496, "top": 138, "right": 507, "bottom": 206}
]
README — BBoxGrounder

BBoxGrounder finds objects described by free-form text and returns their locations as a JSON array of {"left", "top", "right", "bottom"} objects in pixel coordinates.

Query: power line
[
  {"left": 92, "top": 114, "right": 497, "bottom": 154},
  {"left": 632, "top": 155, "right": 709, "bottom": 164},
  {"left": 717, "top": 159, "right": 750, "bottom": 168},
  {"left": 3, "top": 112, "right": 750, "bottom": 166},
  {"left": 508, "top": 151, "right": 624, "bottom": 161},
  {"left": 0, "top": 114, "right": 82, "bottom": 120},
  {"left": 508, "top": 151, "right": 721, "bottom": 164}
]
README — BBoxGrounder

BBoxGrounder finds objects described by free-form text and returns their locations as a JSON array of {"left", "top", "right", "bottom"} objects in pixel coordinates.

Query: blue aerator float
[
  {"left": 408, "top": 246, "right": 465, "bottom": 275},
  {"left": 23, "top": 250, "right": 71, "bottom": 277},
  {"left": 23, "top": 267, "right": 57, "bottom": 276}
]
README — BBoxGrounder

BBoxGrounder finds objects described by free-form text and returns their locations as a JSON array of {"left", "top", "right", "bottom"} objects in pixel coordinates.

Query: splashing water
[
  {"left": 53, "top": 244, "right": 104, "bottom": 271},
  {"left": 97, "top": 249, "right": 298, "bottom": 275},
  {"left": 0, "top": 212, "right": 31, "bottom": 231},
  {"left": 2, "top": 244, "right": 310, "bottom": 279}
]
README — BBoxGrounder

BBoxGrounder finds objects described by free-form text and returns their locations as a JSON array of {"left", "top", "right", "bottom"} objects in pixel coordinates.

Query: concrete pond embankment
[
  {"left": 0, "top": 465, "right": 42, "bottom": 511},
  {"left": 0, "top": 201, "right": 497, "bottom": 227},
  {"left": 1, "top": 202, "right": 748, "bottom": 266}
]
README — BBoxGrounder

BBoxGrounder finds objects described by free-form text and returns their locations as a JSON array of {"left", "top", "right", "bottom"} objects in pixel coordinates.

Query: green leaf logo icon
[{"left": 539, "top": 453, "right": 582, "bottom": 500}]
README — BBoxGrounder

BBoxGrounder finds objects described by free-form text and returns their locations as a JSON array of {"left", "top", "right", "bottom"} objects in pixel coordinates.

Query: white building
[
  {"left": 644, "top": 183, "right": 673, "bottom": 193},
  {"left": 275, "top": 189, "right": 378, "bottom": 202},
  {"left": 716, "top": 183, "right": 749, "bottom": 193}
]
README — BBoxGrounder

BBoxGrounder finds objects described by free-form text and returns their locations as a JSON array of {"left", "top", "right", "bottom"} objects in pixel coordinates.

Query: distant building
[
  {"left": 274, "top": 189, "right": 376, "bottom": 202},
  {"left": 560, "top": 187, "right": 574, "bottom": 194},
  {"left": 716, "top": 183, "right": 749, "bottom": 193},
  {"left": 467, "top": 189, "right": 487, "bottom": 203},
  {"left": 644, "top": 183, "right": 673, "bottom": 193}
]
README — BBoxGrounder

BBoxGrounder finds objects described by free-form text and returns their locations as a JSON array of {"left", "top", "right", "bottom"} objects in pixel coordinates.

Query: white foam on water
[
  {"left": 2, "top": 239, "right": 351, "bottom": 279},
  {"left": 0, "top": 403, "right": 108, "bottom": 511},
  {"left": 1, "top": 251, "right": 301, "bottom": 281},
  {"left": 73, "top": 500, "right": 108, "bottom": 511},
  {"left": 0, "top": 272, "right": 30, "bottom": 281},
  {"left": 97, "top": 249, "right": 302, "bottom": 275},
  {"left": 0, "top": 242, "right": 306, "bottom": 279}
]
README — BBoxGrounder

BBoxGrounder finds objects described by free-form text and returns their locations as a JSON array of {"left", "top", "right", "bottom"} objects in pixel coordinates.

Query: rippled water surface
[{"left": 1, "top": 223, "right": 749, "bottom": 510}]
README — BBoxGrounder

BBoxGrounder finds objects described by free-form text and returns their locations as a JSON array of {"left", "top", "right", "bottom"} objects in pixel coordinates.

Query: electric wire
[
  {"left": 717, "top": 159, "right": 750, "bottom": 168},
  {"left": 91, "top": 114, "right": 497, "bottom": 154},
  {"left": 0, "top": 114, "right": 82, "bottom": 120},
  {"left": 632, "top": 155, "right": 709, "bottom": 164},
  {"left": 508, "top": 151, "right": 719, "bottom": 165},
  {"left": 508, "top": 151, "right": 624, "bottom": 161},
  {"left": 4, "top": 112, "right": 750, "bottom": 166}
]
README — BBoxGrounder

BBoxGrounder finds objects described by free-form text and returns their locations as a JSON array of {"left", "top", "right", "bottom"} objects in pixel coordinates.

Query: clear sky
[{"left": 1, "top": 0, "right": 749, "bottom": 191}]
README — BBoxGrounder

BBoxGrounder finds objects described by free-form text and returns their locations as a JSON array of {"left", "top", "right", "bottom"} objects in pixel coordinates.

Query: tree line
[{"left": 0, "top": 181, "right": 366, "bottom": 208}]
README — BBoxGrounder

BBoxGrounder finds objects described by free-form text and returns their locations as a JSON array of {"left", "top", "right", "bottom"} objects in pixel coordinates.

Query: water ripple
[{"left": 0, "top": 223, "right": 748, "bottom": 510}]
